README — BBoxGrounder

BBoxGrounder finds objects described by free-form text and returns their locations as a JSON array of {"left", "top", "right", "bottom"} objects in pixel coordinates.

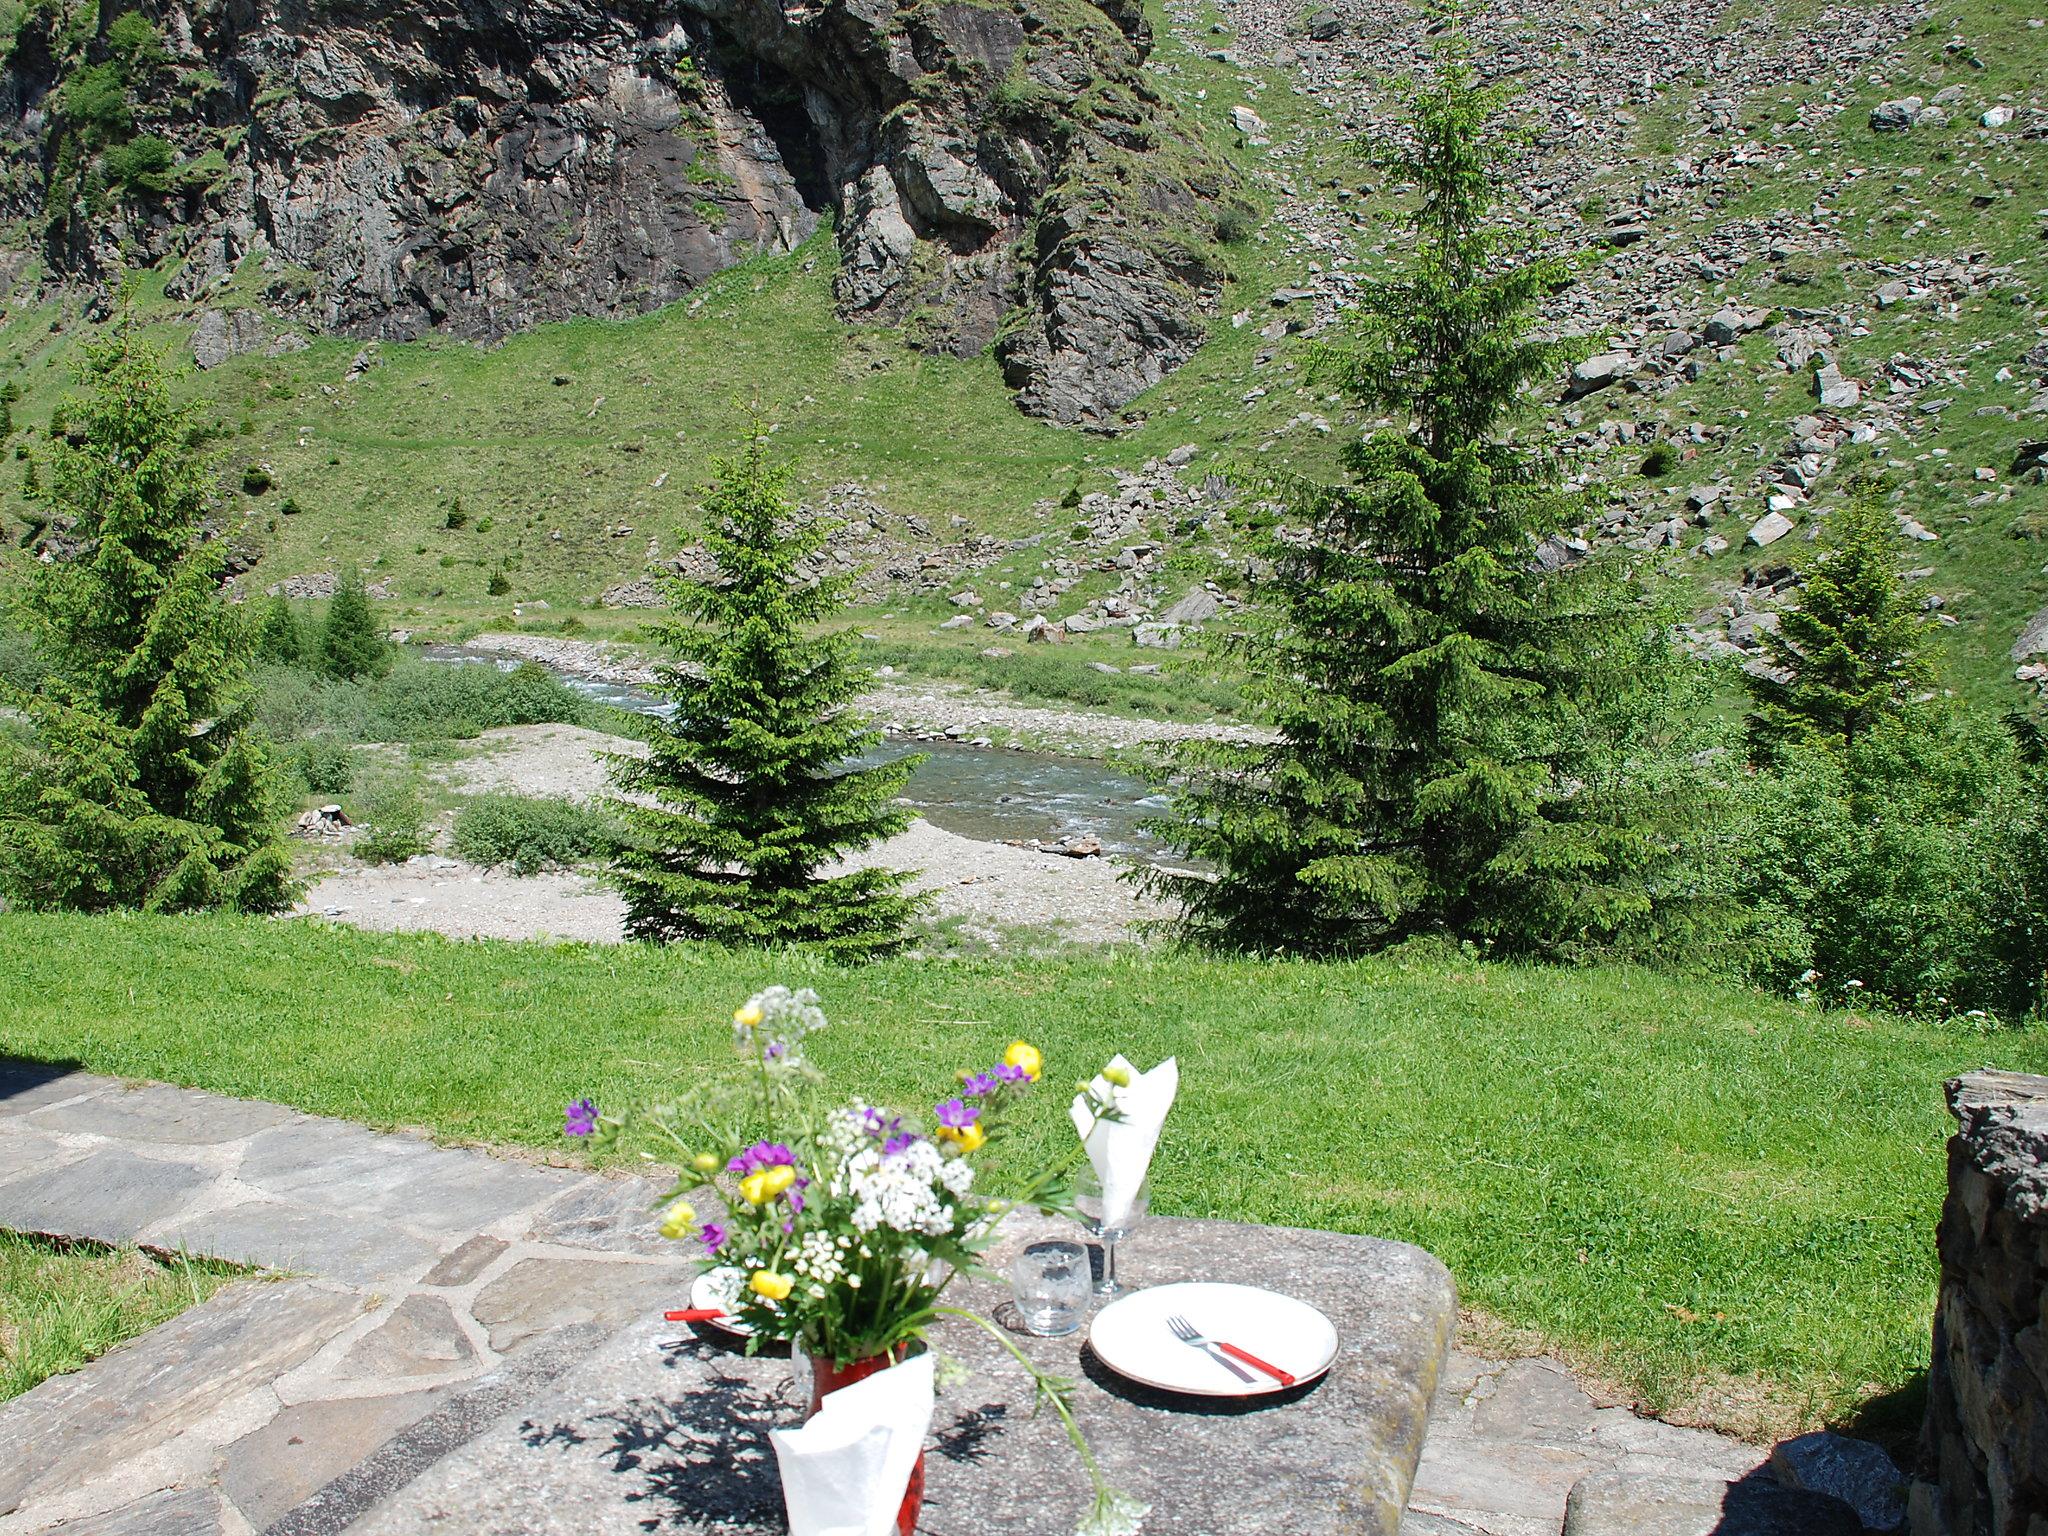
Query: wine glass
[{"left": 1073, "top": 1168, "right": 1148, "bottom": 1296}]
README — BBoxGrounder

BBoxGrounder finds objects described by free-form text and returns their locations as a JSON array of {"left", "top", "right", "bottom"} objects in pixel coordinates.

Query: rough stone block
[
  {"left": 0, "top": 1146, "right": 213, "bottom": 1246},
  {"left": 1770, "top": 1431, "right": 1907, "bottom": 1531},
  {"left": 1563, "top": 1472, "right": 1861, "bottom": 1536},
  {"left": 33, "top": 1485, "right": 226, "bottom": 1535},
  {"left": 26, "top": 1081, "right": 295, "bottom": 1144},
  {"left": 219, "top": 1388, "right": 445, "bottom": 1529},
  {"left": 151, "top": 1200, "right": 442, "bottom": 1286},
  {"left": 471, "top": 1255, "right": 692, "bottom": 1353}
]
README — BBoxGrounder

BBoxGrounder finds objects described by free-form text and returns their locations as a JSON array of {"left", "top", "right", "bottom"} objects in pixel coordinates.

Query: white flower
[
  {"left": 843, "top": 1140, "right": 957, "bottom": 1237},
  {"left": 1076, "top": 1490, "right": 1149, "bottom": 1536}
]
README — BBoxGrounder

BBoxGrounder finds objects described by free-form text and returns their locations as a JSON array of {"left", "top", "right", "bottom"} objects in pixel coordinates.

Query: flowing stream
[{"left": 421, "top": 646, "right": 1176, "bottom": 861}]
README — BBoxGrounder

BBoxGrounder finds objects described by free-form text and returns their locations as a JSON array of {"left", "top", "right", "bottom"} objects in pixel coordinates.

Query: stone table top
[{"left": 345, "top": 1211, "right": 1457, "bottom": 1536}]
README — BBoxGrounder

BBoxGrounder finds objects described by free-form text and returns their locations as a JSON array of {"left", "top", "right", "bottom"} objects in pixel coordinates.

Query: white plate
[
  {"left": 1088, "top": 1281, "right": 1337, "bottom": 1397},
  {"left": 689, "top": 1267, "right": 754, "bottom": 1337}
]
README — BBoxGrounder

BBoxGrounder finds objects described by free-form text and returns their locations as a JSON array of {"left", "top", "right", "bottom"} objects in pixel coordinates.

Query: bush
[
  {"left": 253, "top": 595, "right": 303, "bottom": 666},
  {"left": 486, "top": 570, "right": 512, "bottom": 597},
  {"left": 1639, "top": 442, "right": 1677, "bottom": 478},
  {"left": 251, "top": 655, "right": 593, "bottom": 745},
  {"left": 349, "top": 770, "right": 428, "bottom": 864},
  {"left": 241, "top": 465, "right": 272, "bottom": 495},
  {"left": 290, "top": 737, "right": 355, "bottom": 797},
  {"left": 452, "top": 794, "right": 620, "bottom": 874},
  {"left": 317, "top": 573, "right": 390, "bottom": 681}
]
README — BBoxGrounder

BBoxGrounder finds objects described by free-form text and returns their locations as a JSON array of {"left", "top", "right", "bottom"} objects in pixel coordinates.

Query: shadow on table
[
  {"left": 1077, "top": 1342, "right": 1329, "bottom": 1416},
  {"left": 0, "top": 1056, "right": 85, "bottom": 1109}
]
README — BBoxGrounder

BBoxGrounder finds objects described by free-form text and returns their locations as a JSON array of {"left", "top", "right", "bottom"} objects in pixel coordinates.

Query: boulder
[
  {"left": 1983, "top": 105, "right": 2015, "bottom": 128},
  {"left": 2014, "top": 602, "right": 2048, "bottom": 661},
  {"left": 1768, "top": 1433, "right": 1906, "bottom": 1532},
  {"left": 1813, "top": 363, "right": 1861, "bottom": 410},
  {"left": 1704, "top": 306, "right": 1771, "bottom": 344},
  {"left": 1746, "top": 512, "right": 1795, "bottom": 547},
  {"left": 1232, "top": 106, "right": 1270, "bottom": 142},
  {"left": 1161, "top": 589, "right": 1222, "bottom": 625},
  {"left": 937, "top": 613, "right": 974, "bottom": 630},
  {"left": 1305, "top": 8, "right": 1342, "bottom": 40},
  {"left": 1869, "top": 96, "right": 1923, "bottom": 132},
  {"left": 1567, "top": 352, "right": 1634, "bottom": 398},
  {"left": 1132, "top": 623, "right": 1184, "bottom": 649}
]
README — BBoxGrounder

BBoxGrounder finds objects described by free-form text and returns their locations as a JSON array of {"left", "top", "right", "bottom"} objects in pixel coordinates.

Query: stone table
[{"left": 346, "top": 1212, "right": 1457, "bottom": 1535}]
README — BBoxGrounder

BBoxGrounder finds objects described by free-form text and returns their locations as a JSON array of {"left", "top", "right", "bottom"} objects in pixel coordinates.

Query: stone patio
[{"left": 0, "top": 1063, "right": 1809, "bottom": 1535}]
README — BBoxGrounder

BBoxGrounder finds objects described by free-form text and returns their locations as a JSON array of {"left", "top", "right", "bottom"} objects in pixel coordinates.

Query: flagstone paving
[{"left": 0, "top": 1062, "right": 1781, "bottom": 1535}]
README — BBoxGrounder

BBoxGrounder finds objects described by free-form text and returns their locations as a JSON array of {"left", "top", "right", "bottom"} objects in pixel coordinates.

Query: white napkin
[
  {"left": 1070, "top": 1054, "right": 1178, "bottom": 1227},
  {"left": 769, "top": 1351, "right": 935, "bottom": 1536}
]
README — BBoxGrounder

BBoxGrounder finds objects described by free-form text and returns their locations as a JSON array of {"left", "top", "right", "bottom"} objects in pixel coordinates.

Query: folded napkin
[
  {"left": 1070, "top": 1054, "right": 1178, "bottom": 1228},
  {"left": 770, "top": 1351, "right": 935, "bottom": 1536}
]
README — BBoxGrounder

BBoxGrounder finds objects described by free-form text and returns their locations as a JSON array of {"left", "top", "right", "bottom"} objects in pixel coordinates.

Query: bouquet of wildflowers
[{"left": 565, "top": 986, "right": 1146, "bottom": 1536}]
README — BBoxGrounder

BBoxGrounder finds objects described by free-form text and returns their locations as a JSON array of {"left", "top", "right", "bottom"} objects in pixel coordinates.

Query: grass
[
  {"left": 4, "top": 910, "right": 2043, "bottom": 1441},
  {"left": 0, "top": 1230, "right": 244, "bottom": 1401}
]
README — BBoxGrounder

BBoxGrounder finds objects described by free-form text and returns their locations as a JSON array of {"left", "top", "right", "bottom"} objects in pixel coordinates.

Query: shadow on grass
[{"left": 1832, "top": 1369, "right": 1928, "bottom": 1466}]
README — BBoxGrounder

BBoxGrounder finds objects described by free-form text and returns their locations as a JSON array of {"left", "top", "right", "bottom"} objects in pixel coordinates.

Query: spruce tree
[
  {"left": 317, "top": 570, "right": 390, "bottom": 681},
  {"left": 1137, "top": 50, "right": 1656, "bottom": 956},
  {"left": 254, "top": 593, "right": 304, "bottom": 666},
  {"left": 0, "top": 328, "right": 295, "bottom": 913},
  {"left": 1746, "top": 490, "right": 1929, "bottom": 760},
  {"left": 607, "top": 419, "right": 928, "bottom": 955}
]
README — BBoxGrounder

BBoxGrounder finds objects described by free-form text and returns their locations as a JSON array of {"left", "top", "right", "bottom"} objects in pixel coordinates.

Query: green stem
[{"left": 932, "top": 1305, "right": 1107, "bottom": 1494}]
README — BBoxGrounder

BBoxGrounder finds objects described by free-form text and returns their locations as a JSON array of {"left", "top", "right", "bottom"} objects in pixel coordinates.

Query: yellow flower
[
  {"left": 1102, "top": 1064, "right": 1132, "bottom": 1088},
  {"left": 734, "top": 1002, "right": 764, "bottom": 1029},
  {"left": 1003, "top": 1040, "right": 1043, "bottom": 1081},
  {"left": 749, "top": 1269, "right": 794, "bottom": 1301},
  {"left": 657, "top": 1200, "right": 696, "bottom": 1240},
  {"left": 949, "top": 1121, "right": 986, "bottom": 1153},
  {"left": 761, "top": 1164, "right": 798, "bottom": 1197},
  {"left": 739, "top": 1170, "right": 775, "bottom": 1205},
  {"left": 692, "top": 1151, "right": 721, "bottom": 1174}
]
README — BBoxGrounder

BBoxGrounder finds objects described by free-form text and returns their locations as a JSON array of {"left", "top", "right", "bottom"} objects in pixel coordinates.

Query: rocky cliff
[{"left": 0, "top": 0, "right": 1241, "bottom": 425}]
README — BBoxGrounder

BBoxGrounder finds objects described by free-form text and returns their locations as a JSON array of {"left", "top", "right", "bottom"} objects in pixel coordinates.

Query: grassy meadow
[{"left": 4, "top": 909, "right": 2041, "bottom": 1441}]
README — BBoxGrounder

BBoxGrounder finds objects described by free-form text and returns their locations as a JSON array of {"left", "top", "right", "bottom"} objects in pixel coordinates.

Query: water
[{"left": 420, "top": 646, "right": 1176, "bottom": 862}]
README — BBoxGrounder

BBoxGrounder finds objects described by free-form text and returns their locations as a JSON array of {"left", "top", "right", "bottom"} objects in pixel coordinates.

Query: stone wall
[{"left": 1911, "top": 1070, "right": 2048, "bottom": 1536}]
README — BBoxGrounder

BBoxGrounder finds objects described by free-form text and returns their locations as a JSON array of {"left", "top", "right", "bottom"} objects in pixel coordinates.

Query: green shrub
[
  {"left": 317, "top": 573, "right": 390, "bottom": 681},
  {"left": 444, "top": 504, "right": 467, "bottom": 530},
  {"left": 290, "top": 737, "right": 355, "bottom": 797},
  {"left": 452, "top": 793, "right": 620, "bottom": 874},
  {"left": 349, "top": 770, "right": 428, "bottom": 864},
  {"left": 486, "top": 570, "right": 511, "bottom": 597},
  {"left": 102, "top": 133, "right": 173, "bottom": 194},
  {"left": 251, "top": 655, "right": 593, "bottom": 745},
  {"left": 1639, "top": 442, "right": 1677, "bottom": 478},
  {"left": 241, "top": 465, "right": 272, "bottom": 495},
  {"left": 252, "top": 595, "right": 303, "bottom": 666}
]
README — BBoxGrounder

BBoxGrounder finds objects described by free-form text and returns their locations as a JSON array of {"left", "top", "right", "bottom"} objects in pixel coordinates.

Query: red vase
[{"left": 805, "top": 1350, "right": 926, "bottom": 1536}]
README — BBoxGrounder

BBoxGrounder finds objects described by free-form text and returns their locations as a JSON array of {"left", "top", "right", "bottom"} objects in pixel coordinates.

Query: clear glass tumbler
[
  {"left": 1010, "top": 1239, "right": 1090, "bottom": 1336},
  {"left": 1074, "top": 1169, "right": 1148, "bottom": 1296}
]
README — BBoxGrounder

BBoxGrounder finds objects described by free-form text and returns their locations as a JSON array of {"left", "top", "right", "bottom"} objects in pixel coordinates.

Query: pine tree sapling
[
  {"left": 1747, "top": 491, "right": 1930, "bottom": 760},
  {"left": 608, "top": 421, "right": 928, "bottom": 956},
  {"left": 254, "top": 593, "right": 305, "bottom": 666},
  {"left": 317, "top": 570, "right": 391, "bottom": 681},
  {"left": 1138, "top": 48, "right": 1658, "bottom": 957},
  {"left": 0, "top": 328, "right": 295, "bottom": 913}
]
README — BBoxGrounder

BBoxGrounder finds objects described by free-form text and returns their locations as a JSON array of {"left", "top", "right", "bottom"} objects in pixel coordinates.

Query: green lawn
[
  {"left": 0, "top": 1231, "right": 242, "bottom": 1401},
  {"left": 3, "top": 912, "right": 2040, "bottom": 1439}
]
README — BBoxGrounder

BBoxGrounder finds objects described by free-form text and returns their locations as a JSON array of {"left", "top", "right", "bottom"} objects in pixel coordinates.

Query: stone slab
[
  {"left": 0, "top": 1280, "right": 362, "bottom": 1517},
  {"left": 0, "top": 1129, "right": 79, "bottom": 1185},
  {"left": 25, "top": 1485, "right": 225, "bottom": 1535},
  {"left": 24, "top": 1081, "right": 295, "bottom": 1145},
  {"left": 420, "top": 1234, "right": 508, "bottom": 1288},
  {"left": 348, "top": 1215, "right": 1456, "bottom": 1536},
  {"left": 235, "top": 1121, "right": 573, "bottom": 1236},
  {"left": 333, "top": 1295, "right": 483, "bottom": 1386},
  {"left": 219, "top": 1389, "right": 445, "bottom": 1530},
  {"left": 471, "top": 1254, "right": 695, "bottom": 1354},
  {"left": 1562, "top": 1473, "right": 1862, "bottom": 1536},
  {"left": 148, "top": 1199, "right": 443, "bottom": 1287},
  {"left": 0, "top": 1146, "right": 214, "bottom": 1247},
  {"left": 1471, "top": 1358, "right": 1598, "bottom": 1441},
  {"left": 522, "top": 1175, "right": 681, "bottom": 1257},
  {"left": 0, "top": 1062, "right": 109, "bottom": 1118}
]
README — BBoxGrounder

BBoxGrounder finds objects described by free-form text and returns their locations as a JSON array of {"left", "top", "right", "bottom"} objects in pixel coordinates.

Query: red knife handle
[
  {"left": 1217, "top": 1342, "right": 1295, "bottom": 1386},
  {"left": 664, "top": 1308, "right": 727, "bottom": 1322}
]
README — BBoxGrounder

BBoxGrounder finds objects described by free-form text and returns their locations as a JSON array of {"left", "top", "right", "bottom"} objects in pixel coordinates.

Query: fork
[{"left": 1165, "top": 1313, "right": 1256, "bottom": 1384}]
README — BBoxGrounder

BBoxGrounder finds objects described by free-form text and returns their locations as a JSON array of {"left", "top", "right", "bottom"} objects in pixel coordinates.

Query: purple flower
[
  {"left": 993, "top": 1063, "right": 1029, "bottom": 1084},
  {"left": 962, "top": 1072, "right": 999, "bottom": 1098},
  {"left": 727, "top": 1140, "right": 796, "bottom": 1175},
  {"left": 788, "top": 1189, "right": 806, "bottom": 1215},
  {"left": 564, "top": 1099, "right": 599, "bottom": 1138},
  {"left": 935, "top": 1097, "right": 980, "bottom": 1130},
  {"left": 882, "top": 1132, "right": 917, "bottom": 1158},
  {"left": 699, "top": 1222, "right": 727, "bottom": 1253}
]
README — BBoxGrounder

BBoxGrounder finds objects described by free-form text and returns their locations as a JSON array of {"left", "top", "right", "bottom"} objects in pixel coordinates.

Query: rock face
[
  {"left": 2, "top": 0, "right": 1237, "bottom": 427},
  {"left": 1909, "top": 1070, "right": 2048, "bottom": 1536}
]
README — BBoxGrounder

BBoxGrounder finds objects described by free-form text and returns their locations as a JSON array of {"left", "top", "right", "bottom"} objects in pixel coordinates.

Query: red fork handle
[
  {"left": 664, "top": 1308, "right": 727, "bottom": 1323},
  {"left": 1216, "top": 1342, "right": 1296, "bottom": 1386}
]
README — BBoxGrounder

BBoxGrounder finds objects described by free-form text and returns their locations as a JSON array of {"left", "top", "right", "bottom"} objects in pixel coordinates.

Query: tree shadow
[{"left": 0, "top": 1057, "right": 85, "bottom": 1108}]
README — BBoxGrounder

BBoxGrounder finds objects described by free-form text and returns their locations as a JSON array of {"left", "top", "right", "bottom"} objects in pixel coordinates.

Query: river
[{"left": 421, "top": 646, "right": 1178, "bottom": 861}]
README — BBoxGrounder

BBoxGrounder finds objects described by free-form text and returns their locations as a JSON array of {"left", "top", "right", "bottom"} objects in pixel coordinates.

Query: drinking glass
[
  {"left": 1010, "top": 1240, "right": 1090, "bottom": 1336},
  {"left": 1074, "top": 1169, "right": 1148, "bottom": 1296}
]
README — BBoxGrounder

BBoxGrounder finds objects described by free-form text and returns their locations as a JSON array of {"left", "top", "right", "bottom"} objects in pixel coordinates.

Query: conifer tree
[
  {"left": 1138, "top": 47, "right": 1656, "bottom": 956},
  {"left": 0, "top": 327, "right": 294, "bottom": 912},
  {"left": 254, "top": 593, "right": 304, "bottom": 666},
  {"left": 607, "top": 419, "right": 927, "bottom": 955},
  {"left": 317, "top": 570, "right": 389, "bottom": 681},
  {"left": 1746, "top": 490, "right": 1928, "bottom": 760}
]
